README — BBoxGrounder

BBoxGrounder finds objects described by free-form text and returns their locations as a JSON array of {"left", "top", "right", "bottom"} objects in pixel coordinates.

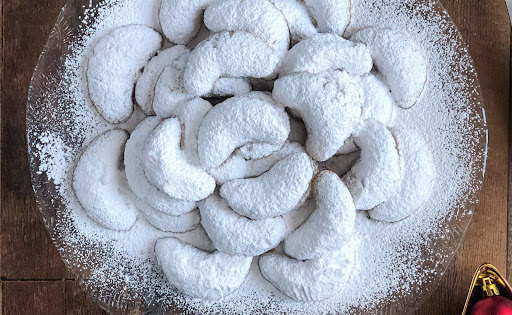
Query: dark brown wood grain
[
  {"left": 64, "top": 281, "right": 106, "bottom": 314},
  {"left": 1, "top": 281, "right": 65, "bottom": 314},
  {"left": 1, "top": 281, "right": 105, "bottom": 314},
  {"left": 0, "top": 0, "right": 510, "bottom": 314},
  {"left": 1, "top": 0, "right": 69, "bottom": 280}
]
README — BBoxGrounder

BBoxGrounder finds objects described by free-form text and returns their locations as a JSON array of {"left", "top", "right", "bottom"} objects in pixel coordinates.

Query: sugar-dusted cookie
[
  {"left": 199, "top": 194, "right": 287, "bottom": 256},
  {"left": 155, "top": 237, "right": 252, "bottom": 299},
  {"left": 343, "top": 119, "right": 401, "bottom": 210},
  {"left": 369, "top": 128, "right": 436, "bottom": 222},
  {"left": 273, "top": 70, "right": 363, "bottom": 161},
  {"left": 303, "top": 0, "right": 351, "bottom": 36},
  {"left": 142, "top": 119, "right": 216, "bottom": 201},
  {"left": 184, "top": 32, "right": 279, "bottom": 96},
  {"left": 221, "top": 152, "right": 315, "bottom": 220},
  {"left": 73, "top": 129, "right": 138, "bottom": 231},
  {"left": 268, "top": 0, "right": 318, "bottom": 43},
  {"left": 160, "top": 0, "right": 217, "bottom": 45},
  {"left": 135, "top": 45, "right": 190, "bottom": 115},
  {"left": 125, "top": 117, "right": 197, "bottom": 215},
  {"left": 259, "top": 242, "right": 356, "bottom": 301},
  {"left": 87, "top": 25, "right": 161, "bottom": 123},
  {"left": 204, "top": 0, "right": 290, "bottom": 60},
  {"left": 198, "top": 92, "right": 290, "bottom": 168},
  {"left": 280, "top": 33, "right": 372, "bottom": 76},
  {"left": 284, "top": 171, "right": 356, "bottom": 260},
  {"left": 209, "top": 141, "right": 305, "bottom": 184},
  {"left": 351, "top": 27, "right": 427, "bottom": 109}
]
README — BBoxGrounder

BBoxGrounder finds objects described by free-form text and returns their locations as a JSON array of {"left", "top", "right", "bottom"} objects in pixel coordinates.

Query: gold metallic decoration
[{"left": 462, "top": 263, "right": 512, "bottom": 314}]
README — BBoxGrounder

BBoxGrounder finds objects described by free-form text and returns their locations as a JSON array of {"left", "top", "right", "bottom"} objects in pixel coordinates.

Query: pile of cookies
[{"left": 74, "top": 0, "right": 435, "bottom": 302}]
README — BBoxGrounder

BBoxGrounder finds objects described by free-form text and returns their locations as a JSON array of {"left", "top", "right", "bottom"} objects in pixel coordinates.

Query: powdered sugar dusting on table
[{"left": 26, "top": 0, "right": 486, "bottom": 313}]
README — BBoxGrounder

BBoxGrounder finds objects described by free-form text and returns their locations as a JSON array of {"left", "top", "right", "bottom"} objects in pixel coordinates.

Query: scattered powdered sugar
[
  {"left": 26, "top": 0, "right": 486, "bottom": 313},
  {"left": 34, "top": 131, "right": 72, "bottom": 186}
]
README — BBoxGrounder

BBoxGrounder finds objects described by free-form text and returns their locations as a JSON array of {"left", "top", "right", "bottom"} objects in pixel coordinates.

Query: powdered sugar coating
[
  {"left": 239, "top": 141, "right": 306, "bottom": 178},
  {"left": 337, "top": 73, "right": 396, "bottom": 155},
  {"left": 155, "top": 237, "right": 253, "bottom": 300},
  {"left": 209, "top": 141, "right": 305, "bottom": 184},
  {"left": 351, "top": 27, "right": 427, "bottom": 109},
  {"left": 343, "top": 119, "right": 401, "bottom": 210},
  {"left": 238, "top": 142, "right": 283, "bottom": 160},
  {"left": 152, "top": 59, "right": 195, "bottom": 119},
  {"left": 284, "top": 171, "right": 356, "bottom": 260},
  {"left": 159, "top": 0, "right": 217, "bottom": 45},
  {"left": 273, "top": 70, "right": 363, "bottom": 161},
  {"left": 268, "top": 0, "right": 318, "bottom": 44},
  {"left": 280, "top": 33, "right": 372, "bottom": 76},
  {"left": 336, "top": 140, "right": 359, "bottom": 155},
  {"left": 282, "top": 196, "right": 316, "bottom": 233},
  {"left": 173, "top": 98, "right": 213, "bottom": 166},
  {"left": 369, "top": 128, "right": 436, "bottom": 222},
  {"left": 198, "top": 93, "right": 290, "bottom": 168},
  {"left": 199, "top": 194, "right": 288, "bottom": 256},
  {"left": 153, "top": 64, "right": 246, "bottom": 118},
  {"left": 259, "top": 241, "right": 356, "bottom": 301},
  {"left": 204, "top": 0, "right": 290, "bottom": 60},
  {"left": 87, "top": 25, "right": 161, "bottom": 124},
  {"left": 124, "top": 117, "right": 196, "bottom": 216},
  {"left": 73, "top": 129, "right": 138, "bottom": 231},
  {"left": 303, "top": 0, "right": 351, "bottom": 35},
  {"left": 184, "top": 32, "right": 279, "bottom": 96},
  {"left": 177, "top": 226, "right": 217, "bottom": 252},
  {"left": 244, "top": 91, "right": 292, "bottom": 128},
  {"left": 135, "top": 45, "right": 190, "bottom": 115},
  {"left": 221, "top": 153, "right": 315, "bottom": 220},
  {"left": 138, "top": 201, "right": 200, "bottom": 233},
  {"left": 204, "top": 77, "right": 252, "bottom": 98},
  {"left": 142, "top": 119, "right": 216, "bottom": 201},
  {"left": 208, "top": 156, "right": 249, "bottom": 185},
  {"left": 358, "top": 73, "right": 395, "bottom": 125}
]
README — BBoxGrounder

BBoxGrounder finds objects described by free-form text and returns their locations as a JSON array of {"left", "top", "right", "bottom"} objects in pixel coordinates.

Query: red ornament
[{"left": 470, "top": 296, "right": 512, "bottom": 315}]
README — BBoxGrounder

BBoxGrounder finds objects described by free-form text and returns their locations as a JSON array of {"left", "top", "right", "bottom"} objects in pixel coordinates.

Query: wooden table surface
[{"left": 0, "top": 0, "right": 510, "bottom": 314}]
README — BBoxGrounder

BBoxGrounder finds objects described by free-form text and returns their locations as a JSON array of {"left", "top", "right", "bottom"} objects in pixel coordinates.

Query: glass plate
[{"left": 27, "top": 0, "right": 488, "bottom": 313}]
